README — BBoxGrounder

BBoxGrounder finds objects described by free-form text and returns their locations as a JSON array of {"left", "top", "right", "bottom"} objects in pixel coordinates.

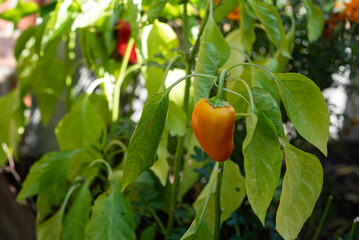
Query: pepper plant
[{"left": 0, "top": 0, "right": 330, "bottom": 239}]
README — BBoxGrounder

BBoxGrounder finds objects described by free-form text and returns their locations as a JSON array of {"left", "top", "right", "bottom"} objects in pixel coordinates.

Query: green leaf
[
  {"left": 145, "top": 20, "right": 179, "bottom": 95},
  {"left": 274, "top": 73, "right": 330, "bottom": 156},
  {"left": 167, "top": 100, "right": 187, "bottom": 136},
  {"left": 276, "top": 141, "right": 323, "bottom": 240},
  {"left": 63, "top": 180, "right": 93, "bottom": 240},
  {"left": 90, "top": 93, "right": 111, "bottom": 128},
  {"left": 239, "top": 1, "right": 256, "bottom": 54},
  {"left": 151, "top": 128, "right": 169, "bottom": 186},
  {"left": 193, "top": 160, "right": 246, "bottom": 234},
  {"left": 0, "top": 88, "right": 22, "bottom": 166},
  {"left": 72, "top": 0, "right": 112, "bottom": 30},
  {"left": 304, "top": 1, "right": 324, "bottom": 42},
  {"left": 220, "top": 29, "right": 245, "bottom": 79},
  {"left": 181, "top": 215, "right": 213, "bottom": 240},
  {"left": 56, "top": 94, "right": 107, "bottom": 151},
  {"left": 36, "top": 205, "right": 63, "bottom": 240},
  {"left": 193, "top": 14, "right": 230, "bottom": 103},
  {"left": 85, "top": 179, "right": 136, "bottom": 240},
  {"left": 122, "top": 92, "right": 169, "bottom": 191},
  {"left": 252, "top": 58, "right": 280, "bottom": 104},
  {"left": 0, "top": 0, "right": 38, "bottom": 24},
  {"left": 37, "top": 182, "right": 80, "bottom": 240},
  {"left": 67, "top": 149, "right": 101, "bottom": 182},
  {"left": 248, "top": 0, "right": 291, "bottom": 58},
  {"left": 243, "top": 110, "right": 282, "bottom": 225},
  {"left": 213, "top": 0, "right": 238, "bottom": 22},
  {"left": 31, "top": 39, "right": 67, "bottom": 125},
  {"left": 250, "top": 88, "right": 285, "bottom": 138},
  {"left": 140, "top": 226, "right": 156, "bottom": 240},
  {"left": 14, "top": 26, "right": 36, "bottom": 59},
  {"left": 146, "top": 0, "right": 168, "bottom": 23},
  {"left": 17, "top": 150, "right": 82, "bottom": 221}
]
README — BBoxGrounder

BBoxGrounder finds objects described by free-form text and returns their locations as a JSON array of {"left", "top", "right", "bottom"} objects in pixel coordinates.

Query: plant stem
[
  {"left": 150, "top": 209, "right": 167, "bottom": 235},
  {"left": 167, "top": 0, "right": 192, "bottom": 234},
  {"left": 312, "top": 195, "right": 333, "bottom": 240},
  {"left": 348, "top": 217, "right": 359, "bottom": 240},
  {"left": 112, "top": 37, "right": 134, "bottom": 126},
  {"left": 213, "top": 69, "right": 227, "bottom": 106},
  {"left": 188, "top": 6, "right": 209, "bottom": 63},
  {"left": 215, "top": 162, "right": 225, "bottom": 240}
]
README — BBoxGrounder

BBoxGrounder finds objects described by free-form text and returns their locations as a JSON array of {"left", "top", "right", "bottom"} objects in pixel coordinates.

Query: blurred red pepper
[{"left": 116, "top": 20, "right": 138, "bottom": 64}]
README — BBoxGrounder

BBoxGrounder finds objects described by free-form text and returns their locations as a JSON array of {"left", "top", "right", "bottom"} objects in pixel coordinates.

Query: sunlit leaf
[
  {"left": 274, "top": 73, "right": 330, "bottom": 155},
  {"left": 276, "top": 141, "right": 323, "bottom": 240},
  {"left": 145, "top": 20, "right": 179, "bottom": 95},
  {"left": 56, "top": 94, "right": 107, "bottom": 151},
  {"left": 167, "top": 100, "right": 187, "bottom": 136}
]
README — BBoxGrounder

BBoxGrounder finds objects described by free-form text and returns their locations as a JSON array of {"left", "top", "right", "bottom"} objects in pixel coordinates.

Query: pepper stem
[{"left": 210, "top": 69, "right": 228, "bottom": 107}]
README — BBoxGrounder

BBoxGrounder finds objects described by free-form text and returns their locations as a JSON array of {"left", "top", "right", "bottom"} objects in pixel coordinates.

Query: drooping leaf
[
  {"left": 167, "top": 100, "right": 187, "bottom": 137},
  {"left": 274, "top": 73, "right": 330, "bottom": 156},
  {"left": 193, "top": 13, "right": 230, "bottom": 103},
  {"left": 248, "top": 0, "right": 291, "bottom": 58},
  {"left": 122, "top": 92, "right": 169, "bottom": 191},
  {"left": 56, "top": 94, "right": 107, "bottom": 151},
  {"left": 239, "top": 0, "right": 256, "bottom": 54},
  {"left": 85, "top": 179, "right": 136, "bottom": 240},
  {"left": 63, "top": 180, "right": 93, "bottom": 240},
  {"left": 193, "top": 160, "right": 246, "bottom": 234},
  {"left": 243, "top": 110, "right": 282, "bottom": 225},
  {"left": 304, "top": 1, "right": 324, "bottom": 42},
  {"left": 17, "top": 150, "right": 82, "bottom": 221},
  {"left": 276, "top": 141, "right": 323, "bottom": 240},
  {"left": 145, "top": 20, "right": 179, "bottom": 95}
]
